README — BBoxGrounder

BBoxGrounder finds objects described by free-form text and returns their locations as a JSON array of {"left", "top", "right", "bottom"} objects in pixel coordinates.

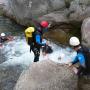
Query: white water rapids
[{"left": 0, "top": 36, "right": 77, "bottom": 67}]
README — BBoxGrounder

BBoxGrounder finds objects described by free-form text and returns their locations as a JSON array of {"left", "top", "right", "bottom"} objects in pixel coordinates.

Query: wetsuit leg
[
  {"left": 32, "top": 47, "right": 40, "bottom": 62},
  {"left": 77, "top": 66, "right": 85, "bottom": 76}
]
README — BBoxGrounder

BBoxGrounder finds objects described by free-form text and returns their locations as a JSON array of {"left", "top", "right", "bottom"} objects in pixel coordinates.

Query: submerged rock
[
  {"left": 43, "top": 29, "right": 70, "bottom": 45},
  {"left": 14, "top": 60, "right": 77, "bottom": 90}
]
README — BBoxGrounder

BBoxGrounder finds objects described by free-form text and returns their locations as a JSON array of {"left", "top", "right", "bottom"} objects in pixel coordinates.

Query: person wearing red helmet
[
  {"left": 24, "top": 20, "right": 51, "bottom": 62},
  {"left": 34, "top": 20, "right": 49, "bottom": 35},
  {"left": 40, "top": 21, "right": 49, "bottom": 28}
]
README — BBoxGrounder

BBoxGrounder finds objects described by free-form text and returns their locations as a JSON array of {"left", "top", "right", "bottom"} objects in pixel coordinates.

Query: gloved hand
[
  {"left": 42, "top": 39, "right": 47, "bottom": 44},
  {"left": 42, "top": 39, "right": 47, "bottom": 47},
  {"left": 68, "top": 62, "right": 73, "bottom": 67},
  {"left": 46, "top": 41, "right": 49, "bottom": 45}
]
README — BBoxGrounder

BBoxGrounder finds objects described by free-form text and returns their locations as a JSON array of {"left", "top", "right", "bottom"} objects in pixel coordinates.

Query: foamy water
[{"left": 0, "top": 36, "right": 77, "bottom": 67}]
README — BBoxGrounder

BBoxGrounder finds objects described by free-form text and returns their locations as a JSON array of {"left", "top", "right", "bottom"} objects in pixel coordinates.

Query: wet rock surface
[
  {"left": 14, "top": 60, "right": 78, "bottom": 90},
  {"left": 44, "top": 29, "right": 70, "bottom": 45},
  {"left": 78, "top": 76, "right": 90, "bottom": 90},
  {"left": 0, "top": 65, "right": 23, "bottom": 90},
  {"left": 0, "top": 16, "right": 25, "bottom": 34}
]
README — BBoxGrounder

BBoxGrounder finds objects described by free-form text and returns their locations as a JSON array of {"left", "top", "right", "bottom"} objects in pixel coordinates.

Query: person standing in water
[{"left": 25, "top": 21, "right": 50, "bottom": 62}]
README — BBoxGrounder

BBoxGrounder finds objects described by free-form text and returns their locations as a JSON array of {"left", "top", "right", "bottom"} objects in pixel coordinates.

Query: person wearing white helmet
[
  {"left": 1, "top": 33, "right": 6, "bottom": 37},
  {"left": 0, "top": 32, "right": 13, "bottom": 47},
  {"left": 69, "top": 37, "right": 80, "bottom": 46},
  {"left": 68, "top": 36, "right": 90, "bottom": 76},
  {"left": 0, "top": 33, "right": 7, "bottom": 46}
]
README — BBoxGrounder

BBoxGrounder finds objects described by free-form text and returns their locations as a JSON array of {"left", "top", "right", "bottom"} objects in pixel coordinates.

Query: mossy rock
[{"left": 44, "top": 29, "right": 70, "bottom": 45}]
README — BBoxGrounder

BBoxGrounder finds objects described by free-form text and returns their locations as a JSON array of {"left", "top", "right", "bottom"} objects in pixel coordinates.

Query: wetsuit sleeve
[
  {"left": 72, "top": 56, "right": 79, "bottom": 65},
  {"left": 72, "top": 53, "right": 85, "bottom": 67},
  {"left": 35, "top": 35, "right": 46, "bottom": 46},
  {"left": 1, "top": 38, "right": 8, "bottom": 43},
  {"left": 77, "top": 53, "right": 85, "bottom": 67}
]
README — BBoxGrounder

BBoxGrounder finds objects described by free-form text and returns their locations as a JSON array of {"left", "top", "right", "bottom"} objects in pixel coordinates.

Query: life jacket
[{"left": 77, "top": 45, "right": 90, "bottom": 74}]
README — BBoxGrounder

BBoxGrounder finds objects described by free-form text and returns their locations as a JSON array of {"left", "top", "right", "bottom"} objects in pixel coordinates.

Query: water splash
[{"left": 0, "top": 36, "right": 77, "bottom": 67}]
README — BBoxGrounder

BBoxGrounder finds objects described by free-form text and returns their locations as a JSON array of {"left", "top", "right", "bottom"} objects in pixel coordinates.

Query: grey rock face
[
  {"left": 14, "top": 60, "right": 77, "bottom": 90},
  {"left": 3, "top": 0, "right": 65, "bottom": 25},
  {"left": 1, "top": 0, "right": 90, "bottom": 25},
  {"left": 69, "top": 0, "right": 90, "bottom": 21},
  {"left": 38, "top": 9, "right": 69, "bottom": 23},
  {"left": 0, "top": 65, "right": 23, "bottom": 90},
  {"left": 81, "top": 17, "right": 90, "bottom": 47}
]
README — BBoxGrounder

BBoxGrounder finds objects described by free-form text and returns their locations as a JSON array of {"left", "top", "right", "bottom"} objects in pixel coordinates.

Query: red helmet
[{"left": 40, "top": 21, "right": 49, "bottom": 28}]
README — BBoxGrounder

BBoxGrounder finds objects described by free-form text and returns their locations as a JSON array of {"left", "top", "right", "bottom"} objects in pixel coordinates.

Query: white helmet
[
  {"left": 1, "top": 33, "right": 6, "bottom": 37},
  {"left": 69, "top": 37, "right": 80, "bottom": 46}
]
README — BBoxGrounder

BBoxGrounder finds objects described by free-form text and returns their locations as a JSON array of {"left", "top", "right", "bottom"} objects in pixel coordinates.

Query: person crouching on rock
[{"left": 68, "top": 36, "right": 90, "bottom": 76}]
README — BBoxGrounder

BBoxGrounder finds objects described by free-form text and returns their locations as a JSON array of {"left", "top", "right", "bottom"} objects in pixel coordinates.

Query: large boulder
[
  {"left": 1, "top": 0, "right": 90, "bottom": 26},
  {"left": 69, "top": 0, "right": 90, "bottom": 21},
  {"left": 14, "top": 60, "right": 77, "bottom": 90},
  {"left": 2, "top": 0, "right": 66, "bottom": 25},
  {"left": 0, "top": 16, "right": 24, "bottom": 33},
  {"left": 81, "top": 17, "right": 90, "bottom": 47},
  {"left": 38, "top": 9, "right": 69, "bottom": 23},
  {"left": 43, "top": 29, "right": 70, "bottom": 45}
]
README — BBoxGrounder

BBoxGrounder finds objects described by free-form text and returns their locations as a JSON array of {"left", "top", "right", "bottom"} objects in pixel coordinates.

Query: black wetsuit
[
  {"left": 28, "top": 30, "right": 45, "bottom": 62},
  {"left": 0, "top": 37, "right": 8, "bottom": 44}
]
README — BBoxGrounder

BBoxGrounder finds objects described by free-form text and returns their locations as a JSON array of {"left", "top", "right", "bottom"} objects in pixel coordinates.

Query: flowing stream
[
  {"left": 0, "top": 35, "right": 77, "bottom": 68},
  {"left": 0, "top": 16, "right": 77, "bottom": 68},
  {"left": 0, "top": 16, "right": 78, "bottom": 90},
  {"left": 0, "top": 16, "right": 90, "bottom": 90}
]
